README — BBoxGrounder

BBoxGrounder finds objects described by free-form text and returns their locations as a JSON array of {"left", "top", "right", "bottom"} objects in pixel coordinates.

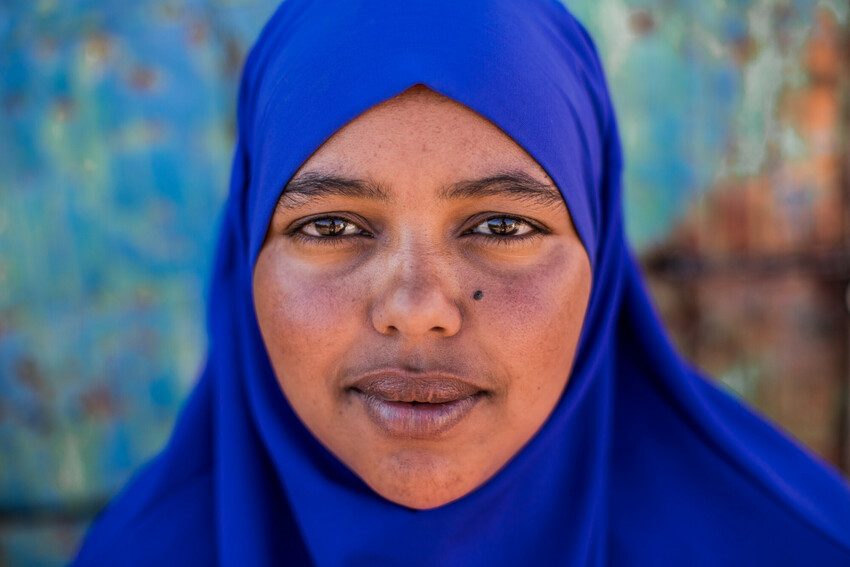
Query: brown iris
[
  {"left": 486, "top": 217, "right": 519, "bottom": 235},
  {"left": 313, "top": 218, "right": 349, "bottom": 236}
]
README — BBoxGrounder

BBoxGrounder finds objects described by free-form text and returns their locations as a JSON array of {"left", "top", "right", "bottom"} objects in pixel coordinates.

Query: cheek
[
  {"left": 253, "top": 249, "right": 367, "bottom": 384},
  {"left": 472, "top": 242, "right": 590, "bottom": 409}
]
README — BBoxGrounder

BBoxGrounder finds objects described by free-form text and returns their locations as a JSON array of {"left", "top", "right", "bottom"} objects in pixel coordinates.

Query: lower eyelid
[
  {"left": 464, "top": 232, "right": 544, "bottom": 247},
  {"left": 288, "top": 232, "right": 370, "bottom": 248},
  {"left": 471, "top": 235, "right": 542, "bottom": 251}
]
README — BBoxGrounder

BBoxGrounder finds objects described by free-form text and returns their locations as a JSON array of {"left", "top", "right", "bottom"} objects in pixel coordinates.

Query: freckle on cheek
[
  {"left": 487, "top": 248, "right": 576, "bottom": 321},
  {"left": 278, "top": 280, "right": 363, "bottom": 330}
]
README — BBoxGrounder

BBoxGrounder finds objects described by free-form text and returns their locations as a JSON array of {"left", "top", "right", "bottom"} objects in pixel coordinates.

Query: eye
[
  {"left": 470, "top": 216, "right": 537, "bottom": 237},
  {"left": 298, "top": 217, "right": 365, "bottom": 237}
]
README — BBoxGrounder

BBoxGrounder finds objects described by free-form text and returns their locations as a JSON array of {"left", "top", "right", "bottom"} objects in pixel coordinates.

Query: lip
[{"left": 346, "top": 370, "right": 487, "bottom": 438}]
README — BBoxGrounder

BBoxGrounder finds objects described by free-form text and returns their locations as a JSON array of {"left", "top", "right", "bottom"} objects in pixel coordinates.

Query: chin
[
  {"left": 372, "top": 481, "right": 468, "bottom": 511},
  {"left": 361, "top": 448, "right": 487, "bottom": 510}
]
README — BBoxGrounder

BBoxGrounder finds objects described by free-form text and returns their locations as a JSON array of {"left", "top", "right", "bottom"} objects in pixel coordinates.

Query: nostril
[{"left": 370, "top": 284, "right": 463, "bottom": 338}]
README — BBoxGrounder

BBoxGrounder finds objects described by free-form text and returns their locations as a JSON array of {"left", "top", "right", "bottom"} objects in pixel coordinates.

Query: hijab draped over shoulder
[{"left": 75, "top": 0, "right": 850, "bottom": 564}]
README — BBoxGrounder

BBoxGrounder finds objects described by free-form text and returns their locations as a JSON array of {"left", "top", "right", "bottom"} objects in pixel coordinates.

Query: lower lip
[{"left": 353, "top": 391, "right": 484, "bottom": 438}]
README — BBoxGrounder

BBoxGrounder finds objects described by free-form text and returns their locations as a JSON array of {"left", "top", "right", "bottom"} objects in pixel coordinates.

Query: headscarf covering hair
[{"left": 75, "top": 0, "right": 850, "bottom": 564}]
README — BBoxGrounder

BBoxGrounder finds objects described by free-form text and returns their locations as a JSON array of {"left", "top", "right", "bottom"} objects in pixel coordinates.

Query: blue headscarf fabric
[{"left": 75, "top": 1, "right": 850, "bottom": 564}]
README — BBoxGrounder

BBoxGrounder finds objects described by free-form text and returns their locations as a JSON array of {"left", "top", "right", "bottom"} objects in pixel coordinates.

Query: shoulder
[
  {"left": 610, "top": 368, "right": 850, "bottom": 565},
  {"left": 73, "top": 469, "right": 216, "bottom": 567}
]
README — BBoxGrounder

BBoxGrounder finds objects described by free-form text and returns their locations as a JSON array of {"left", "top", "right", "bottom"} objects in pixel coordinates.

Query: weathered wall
[
  {"left": 1, "top": 0, "right": 847, "bottom": 564},
  {"left": 575, "top": 0, "right": 850, "bottom": 470}
]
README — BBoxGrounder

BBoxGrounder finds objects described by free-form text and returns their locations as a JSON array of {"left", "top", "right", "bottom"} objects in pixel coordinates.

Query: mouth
[{"left": 346, "top": 370, "right": 488, "bottom": 439}]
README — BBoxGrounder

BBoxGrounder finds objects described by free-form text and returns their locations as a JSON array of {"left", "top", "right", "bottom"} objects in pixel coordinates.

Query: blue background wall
[{"left": 1, "top": 1, "right": 848, "bottom": 564}]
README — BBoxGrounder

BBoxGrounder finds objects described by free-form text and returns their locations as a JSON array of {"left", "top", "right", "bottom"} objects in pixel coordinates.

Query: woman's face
[{"left": 253, "top": 86, "right": 591, "bottom": 509}]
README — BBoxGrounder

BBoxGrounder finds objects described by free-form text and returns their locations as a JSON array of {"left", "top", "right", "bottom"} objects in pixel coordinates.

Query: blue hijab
[{"left": 75, "top": 0, "right": 850, "bottom": 564}]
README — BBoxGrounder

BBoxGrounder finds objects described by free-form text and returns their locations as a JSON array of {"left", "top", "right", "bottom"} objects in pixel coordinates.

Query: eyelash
[
  {"left": 462, "top": 215, "right": 545, "bottom": 244},
  {"left": 287, "top": 214, "right": 545, "bottom": 246},
  {"left": 287, "top": 215, "right": 372, "bottom": 246}
]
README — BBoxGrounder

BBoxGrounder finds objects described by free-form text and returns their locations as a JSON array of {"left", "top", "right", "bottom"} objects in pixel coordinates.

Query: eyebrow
[
  {"left": 276, "top": 169, "right": 564, "bottom": 210},
  {"left": 277, "top": 171, "right": 391, "bottom": 210},
  {"left": 437, "top": 170, "right": 564, "bottom": 207}
]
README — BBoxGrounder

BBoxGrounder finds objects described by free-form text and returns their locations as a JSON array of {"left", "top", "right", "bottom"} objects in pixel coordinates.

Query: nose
[{"left": 370, "top": 248, "right": 462, "bottom": 339}]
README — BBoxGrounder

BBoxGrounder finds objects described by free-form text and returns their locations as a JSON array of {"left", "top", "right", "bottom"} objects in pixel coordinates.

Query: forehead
[{"left": 298, "top": 86, "right": 555, "bottom": 186}]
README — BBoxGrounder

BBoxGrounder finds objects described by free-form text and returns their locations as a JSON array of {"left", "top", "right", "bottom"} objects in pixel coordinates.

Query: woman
[{"left": 74, "top": 0, "right": 850, "bottom": 564}]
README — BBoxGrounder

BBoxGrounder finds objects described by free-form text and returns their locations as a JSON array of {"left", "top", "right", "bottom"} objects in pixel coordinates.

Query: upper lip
[{"left": 347, "top": 370, "right": 485, "bottom": 403}]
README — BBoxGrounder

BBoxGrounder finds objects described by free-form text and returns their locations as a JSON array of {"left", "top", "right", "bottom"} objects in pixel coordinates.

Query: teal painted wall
[{"left": 1, "top": 1, "right": 847, "bottom": 564}]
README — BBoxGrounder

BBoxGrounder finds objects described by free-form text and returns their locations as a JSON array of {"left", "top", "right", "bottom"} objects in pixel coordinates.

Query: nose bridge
[
  {"left": 371, "top": 233, "right": 462, "bottom": 338},
  {"left": 395, "top": 233, "right": 448, "bottom": 287}
]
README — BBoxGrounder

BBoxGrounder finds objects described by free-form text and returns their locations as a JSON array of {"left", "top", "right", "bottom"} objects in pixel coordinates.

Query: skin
[{"left": 253, "top": 85, "right": 592, "bottom": 510}]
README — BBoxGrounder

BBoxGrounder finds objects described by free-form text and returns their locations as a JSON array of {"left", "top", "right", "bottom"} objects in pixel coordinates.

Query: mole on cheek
[{"left": 472, "top": 290, "right": 484, "bottom": 301}]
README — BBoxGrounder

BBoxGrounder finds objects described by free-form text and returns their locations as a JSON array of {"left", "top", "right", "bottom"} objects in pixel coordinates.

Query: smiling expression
[{"left": 252, "top": 85, "right": 591, "bottom": 510}]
